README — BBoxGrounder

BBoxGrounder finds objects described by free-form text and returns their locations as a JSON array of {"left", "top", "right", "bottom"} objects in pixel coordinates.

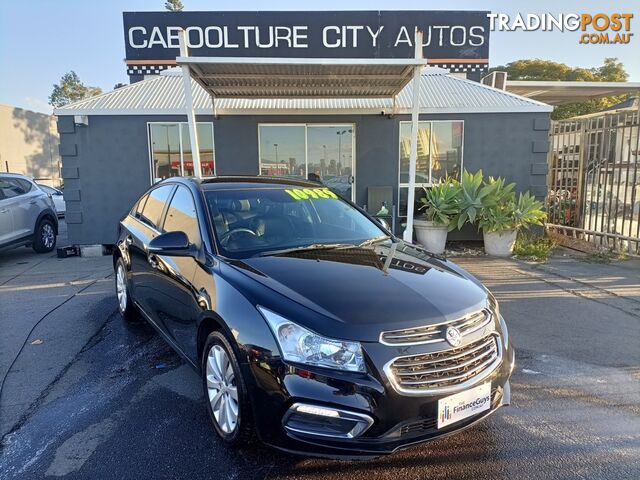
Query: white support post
[
  {"left": 178, "top": 30, "right": 202, "bottom": 179},
  {"left": 403, "top": 30, "right": 424, "bottom": 242}
]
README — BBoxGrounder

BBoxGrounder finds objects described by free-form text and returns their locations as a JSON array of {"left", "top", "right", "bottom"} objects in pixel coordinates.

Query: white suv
[{"left": 0, "top": 173, "right": 59, "bottom": 253}]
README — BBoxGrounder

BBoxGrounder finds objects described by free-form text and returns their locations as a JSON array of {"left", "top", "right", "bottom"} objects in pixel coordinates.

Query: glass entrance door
[
  {"left": 258, "top": 124, "right": 355, "bottom": 202},
  {"left": 307, "top": 126, "right": 354, "bottom": 201}
]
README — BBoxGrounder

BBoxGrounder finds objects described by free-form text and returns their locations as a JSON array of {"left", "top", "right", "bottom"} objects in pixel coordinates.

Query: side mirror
[
  {"left": 377, "top": 218, "right": 391, "bottom": 231},
  {"left": 148, "top": 231, "right": 194, "bottom": 257}
]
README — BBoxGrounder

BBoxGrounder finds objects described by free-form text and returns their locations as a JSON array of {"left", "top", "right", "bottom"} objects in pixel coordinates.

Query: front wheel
[
  {"left": 32, "top": 218, "right": 56, "bottom": 253},
  {"left": 115, "top": 258, "right": 138, "bottom": 322},
  {"left": 202, "top": 331, "right": 254, "bottom": 446}
]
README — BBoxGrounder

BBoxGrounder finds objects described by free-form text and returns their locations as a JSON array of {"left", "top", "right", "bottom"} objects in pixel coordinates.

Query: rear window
[{"left": 140, "top": 185, "right": 174, "bottom": 230}]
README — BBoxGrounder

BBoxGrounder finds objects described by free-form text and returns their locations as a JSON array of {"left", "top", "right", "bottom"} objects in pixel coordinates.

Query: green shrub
[
  {"left": 417, "top": 178, "right": 460, "bottom": 226},
  {"left": 513, "top": 232, "right": 556, "bottom": 261}
]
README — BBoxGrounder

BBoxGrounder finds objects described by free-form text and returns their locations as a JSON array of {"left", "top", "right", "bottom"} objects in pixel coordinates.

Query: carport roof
[
  {"left": 55, "top": 68, "right": 553, "bottom": 116},
  {"left": 177, "top": 57, "right": 428, "bottom": 99}
]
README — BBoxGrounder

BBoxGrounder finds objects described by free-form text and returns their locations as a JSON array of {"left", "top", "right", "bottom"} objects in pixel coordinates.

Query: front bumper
[{"left": 244, "top": 339, "right": 515, "bottom": 458}]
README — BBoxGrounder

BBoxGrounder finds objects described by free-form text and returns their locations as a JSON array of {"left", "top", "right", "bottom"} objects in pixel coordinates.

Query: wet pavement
[{"left": 1, "top": 251, "right": 639, "bottom": 479}]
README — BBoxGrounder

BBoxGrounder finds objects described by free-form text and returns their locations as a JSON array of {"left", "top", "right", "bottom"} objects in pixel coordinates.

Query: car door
[
  {"left": 13, "top": 179, "right": 43, "bottom": 236},
  {"left": 0, "top": 188, "right": 15, "bottom": 245},
  {"left": 128, "top": 184, "right": 175, "bottom": 320},
  {"left": 0, "top": 178, "right": 32, "bottom": 243},
  {"left": 149, "top": 185, "right": 203, "bottom": 352}
]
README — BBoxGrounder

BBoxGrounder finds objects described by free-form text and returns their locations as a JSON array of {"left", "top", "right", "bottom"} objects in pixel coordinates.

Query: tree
[
  {"left": 490, "top": 58, "right": 630, "bottom": 119},
  {"left": 48, "top": 71, "right": 103, "bottom": 108},
  {"left": 165, "top": 0, "right": 184, "bottom": 11}
]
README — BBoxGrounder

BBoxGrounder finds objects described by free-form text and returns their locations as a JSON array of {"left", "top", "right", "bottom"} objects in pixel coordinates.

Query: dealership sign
[{"left": 123, "top": 11, "right": 490, "bottom": 77}]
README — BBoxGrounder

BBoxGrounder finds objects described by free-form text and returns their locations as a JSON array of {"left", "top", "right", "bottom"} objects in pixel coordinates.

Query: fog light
[{"left": 283, "top": 403, "right": 374, "bottom": 439}]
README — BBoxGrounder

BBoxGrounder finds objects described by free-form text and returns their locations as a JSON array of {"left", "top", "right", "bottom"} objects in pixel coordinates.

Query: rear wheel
[
  {"left": 32, "top": 218, "right": 56, "bottom": 253},
  {"left": 115, "top": 258, "right": 138, "bottom": 321},
  {"left": 202, "top": 331, "right": 254, "bottom": 446}
]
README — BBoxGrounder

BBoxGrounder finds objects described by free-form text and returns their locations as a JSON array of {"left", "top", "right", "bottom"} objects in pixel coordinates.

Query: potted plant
[
  {"left": 450, "top": 170, "right": 497, "bottom": 230},
  {"left": 479, "top": 177, "right": 546, "bottom": 256},
  {"left": 414, "top": 178, "right": 459, "bottom": 254}
]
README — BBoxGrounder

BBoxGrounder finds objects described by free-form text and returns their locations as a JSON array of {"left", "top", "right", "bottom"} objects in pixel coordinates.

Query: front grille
[
  {"left": 380, "top": 309, "right": 492, "bottom": 346},
  {"left": 386, "top": 334, "right": 501, "bottom": 395}
]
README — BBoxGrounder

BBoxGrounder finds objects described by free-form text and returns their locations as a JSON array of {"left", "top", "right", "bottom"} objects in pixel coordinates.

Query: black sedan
[{"left": 114, "top": 176, "right": 514, "bottom": 457}]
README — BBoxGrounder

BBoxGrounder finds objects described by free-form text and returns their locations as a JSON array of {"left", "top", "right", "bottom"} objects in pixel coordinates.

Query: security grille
[
  {"left": 547, "top": 105, "right": 640, "bottom": 255},
  {"left": 386, "top": 334, "right": 501, "bottom": 395},
  {"left": 380, "top": 309, "right": 491, "bottom": 346}
]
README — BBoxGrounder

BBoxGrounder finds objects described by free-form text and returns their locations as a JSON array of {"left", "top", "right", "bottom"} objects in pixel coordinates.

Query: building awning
[
  {"left": 176, "top": 57, "right": 429, "bottom": 99},
  {"left": 506, "top": 80, "right": 640, "bottom": 105}
]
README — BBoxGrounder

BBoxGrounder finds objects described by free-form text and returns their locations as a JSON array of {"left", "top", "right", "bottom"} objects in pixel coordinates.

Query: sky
[{"left": 0, "top": 0, "right": 638, "bottom": 114}]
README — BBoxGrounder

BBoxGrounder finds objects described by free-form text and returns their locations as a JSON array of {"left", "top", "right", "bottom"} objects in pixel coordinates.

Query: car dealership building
[{"left": 55, "top": 10, "right": 552, "bottom": 246}]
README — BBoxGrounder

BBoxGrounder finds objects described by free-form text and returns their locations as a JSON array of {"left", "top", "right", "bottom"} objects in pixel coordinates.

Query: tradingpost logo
[{"left": 488, "top": 13, "right": 634, "bottom": 45}]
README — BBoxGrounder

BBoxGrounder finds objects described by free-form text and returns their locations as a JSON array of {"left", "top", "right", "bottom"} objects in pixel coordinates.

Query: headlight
[{"left": 258, "top": 306, "right": 365, "bottom": 373}]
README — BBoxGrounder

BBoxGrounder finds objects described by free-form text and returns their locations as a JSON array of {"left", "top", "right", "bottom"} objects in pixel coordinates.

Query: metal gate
[{"left": 546, "top": 104, "right": 640, "bottom": 255}]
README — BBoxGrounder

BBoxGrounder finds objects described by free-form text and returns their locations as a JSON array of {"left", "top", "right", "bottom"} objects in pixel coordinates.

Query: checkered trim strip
[
  {"left": 432, "top": 62, "right": 488, "bottom": 73},
  {"left": 127, "top": 64, "right": 173, "bottom": 75}
]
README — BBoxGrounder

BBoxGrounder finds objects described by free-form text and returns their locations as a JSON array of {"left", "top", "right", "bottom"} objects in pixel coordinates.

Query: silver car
[{"left": 0, "top": 173, "right": 59, "bottom": 253}]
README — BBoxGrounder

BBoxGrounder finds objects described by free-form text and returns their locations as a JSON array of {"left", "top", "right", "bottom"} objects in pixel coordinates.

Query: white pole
[
  {"left": 403, "top": 30, "right": 424, "bottom": 242},
  {"left": 178, "top": 30, "right": 202, "bottom": 179}
]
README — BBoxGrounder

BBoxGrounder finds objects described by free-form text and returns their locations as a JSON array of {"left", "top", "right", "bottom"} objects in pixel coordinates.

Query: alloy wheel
[
  {"left": 116, "top": 264, "right": 127, "bottom": 312},
  {"left": 42, "top": 223, "right": 55, "bottom": 249},
  {"left": 206, "top": 345, "right": 239, "bottom": 434}
]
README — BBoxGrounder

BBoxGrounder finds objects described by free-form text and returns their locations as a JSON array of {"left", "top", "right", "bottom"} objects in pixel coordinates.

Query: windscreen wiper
[
  {"left": 358, "top": 235, "right": 392, "bottom": 248},
  {"left": 257, "top": 243, "right": 356, "bottom": 257}
]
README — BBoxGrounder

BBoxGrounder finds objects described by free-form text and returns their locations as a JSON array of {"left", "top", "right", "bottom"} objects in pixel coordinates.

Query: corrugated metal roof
[{"left": 55, "top": 68, "right": 551, "bottom": 115}]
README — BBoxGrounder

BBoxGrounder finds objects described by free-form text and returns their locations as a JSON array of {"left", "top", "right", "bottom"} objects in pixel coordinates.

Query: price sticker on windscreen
[{"left": 284, "top": 188, "right": 339, "bottom": 200}]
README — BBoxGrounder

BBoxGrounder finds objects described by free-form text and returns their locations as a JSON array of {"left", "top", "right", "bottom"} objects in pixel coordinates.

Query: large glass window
[
  {"left": 259, "top": 125, "right": 306, "bottom": 177},
  {"left": 258, "top": 124, "right": 355, "bottom": 200},
  {"left": 398, "top": 120, "right": 464, "bottom": 217},
  {"left": 149, "top": 123, "right": 215, "bottom": 181},
  {"left": 163, "top": 186, "right": 200, "bottom": 244}
]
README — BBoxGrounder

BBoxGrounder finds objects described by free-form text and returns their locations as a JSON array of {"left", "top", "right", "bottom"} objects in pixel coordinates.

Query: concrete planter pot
[
  {"left": 414, "top": 219, "right": 449, "bottom": 254},
  {"left": 483, "top": 228, "right": 518, "bottom": 256}
]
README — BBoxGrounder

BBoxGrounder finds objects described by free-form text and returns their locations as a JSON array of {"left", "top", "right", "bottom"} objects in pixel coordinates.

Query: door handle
[
  {"left": 29, "top": 200, "right": 37, "bottom": 205},
  {"left": 0, "top": 208, "right": 7, "bottom": 214}
]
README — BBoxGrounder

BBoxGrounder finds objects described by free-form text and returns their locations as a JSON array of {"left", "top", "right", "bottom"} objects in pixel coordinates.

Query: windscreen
[{"left": 204, "top": 186, "right": 385, "bottom": 258}]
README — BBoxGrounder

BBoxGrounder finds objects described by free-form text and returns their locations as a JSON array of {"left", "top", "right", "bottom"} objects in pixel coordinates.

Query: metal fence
[{"left": 546, "top": 105, "right": 640, "bottom": 255}]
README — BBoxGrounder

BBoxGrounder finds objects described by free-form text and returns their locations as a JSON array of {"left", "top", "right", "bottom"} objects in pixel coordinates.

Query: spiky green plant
[
  {"left": 417, "top": 178, "right": 460, "bottom": 226},
  {"left": 451, "top": 170, "right": 499, "bottom": 231}
]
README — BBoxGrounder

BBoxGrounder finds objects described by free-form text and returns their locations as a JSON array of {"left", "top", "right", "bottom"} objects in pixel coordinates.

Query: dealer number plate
[{"left": 437, "top": 382, "right": 492, "bottom": 429}]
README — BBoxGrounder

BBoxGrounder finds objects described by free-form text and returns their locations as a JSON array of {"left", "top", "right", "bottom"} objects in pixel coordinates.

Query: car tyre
[
  {"left": 202, "top": 331, "right": 254, "bottom": 447},
  {"left": 115, "top": 258, "right": 139, "bottom": 322},
  {"left": 32, "top": 217, "right": 56, "bottom": 253}
]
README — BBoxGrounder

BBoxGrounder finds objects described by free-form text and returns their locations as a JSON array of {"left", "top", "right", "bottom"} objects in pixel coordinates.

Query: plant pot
[
  {"left": 414, "top": 219, "right": 449, "bottom": 254},
  {"left": 483, "top": 228, "right": 518, "bottom": 256}
]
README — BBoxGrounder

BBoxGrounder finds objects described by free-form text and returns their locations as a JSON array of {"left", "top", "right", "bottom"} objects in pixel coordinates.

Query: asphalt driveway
[{"left": 0, "top": 245, "right": 639, "bottom": 480}]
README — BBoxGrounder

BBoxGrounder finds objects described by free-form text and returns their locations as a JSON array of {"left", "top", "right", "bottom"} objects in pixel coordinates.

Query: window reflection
[
  {"left": 398, "top": 121, "right": 464, "bottom": 217},
  {"left": 150, "top": 124, "right": 181, "bottom": 180},
  {"left": 259, "top": 126, "right": 306, "bottom": 177},
  {"left": 148, "top": 123, "right": 215, "bottom": 181},
  {"left": 258, "top": 125, "right": 355, "bottom": 201}
]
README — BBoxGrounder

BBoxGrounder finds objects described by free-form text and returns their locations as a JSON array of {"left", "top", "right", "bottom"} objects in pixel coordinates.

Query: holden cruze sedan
[{"left": 114, "top": 176, "right": 514, "bottom": 457}]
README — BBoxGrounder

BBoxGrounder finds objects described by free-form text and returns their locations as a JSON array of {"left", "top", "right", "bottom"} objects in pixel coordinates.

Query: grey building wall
[{"left": 57, "top": 111, "right": 549, "bottom": 245}]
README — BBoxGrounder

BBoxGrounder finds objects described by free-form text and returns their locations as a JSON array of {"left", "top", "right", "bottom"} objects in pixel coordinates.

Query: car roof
[
  {"left": 164, "top": 176, "right": 324, "bottom": 191},
  {"left": 0, "top": 172, "right": 33, "bottom": 180}
]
